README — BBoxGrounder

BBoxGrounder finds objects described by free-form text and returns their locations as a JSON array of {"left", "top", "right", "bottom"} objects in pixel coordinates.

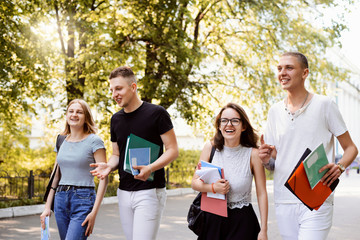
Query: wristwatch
[{"left": 337, "top": 163, "right": 346, "bottom": 174}]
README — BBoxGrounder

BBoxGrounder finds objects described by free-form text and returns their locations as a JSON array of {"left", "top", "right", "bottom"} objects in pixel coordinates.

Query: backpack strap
[
  {"left": 43, "top": 134, "right": 66, "bottom": 206},
  {"left": 209, "top": 146, "right": 216, "bottom": 163},
  {"left": 56, "top": 134, "right": 66, "bottom": 152}
]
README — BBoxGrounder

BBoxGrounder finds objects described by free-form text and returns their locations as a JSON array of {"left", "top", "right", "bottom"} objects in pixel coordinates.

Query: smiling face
[
  {"left": 219, "top": 108, "right": 245, "bottom": 145},
  {"left": 66, "top": 102, "right": 85, "bottom": 129},
  {"left": 277, "top": 55, "right": 309, "bottom": 92},
  {"left": 110, "top": 76, "right": 137, "bottom": 109}
]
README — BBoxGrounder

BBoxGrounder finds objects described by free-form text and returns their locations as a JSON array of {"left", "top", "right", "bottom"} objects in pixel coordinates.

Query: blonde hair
[{"left": 62, "top": 99, "right": 97, "bottom": 135}]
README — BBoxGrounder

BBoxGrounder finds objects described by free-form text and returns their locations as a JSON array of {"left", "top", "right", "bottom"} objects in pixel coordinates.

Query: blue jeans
[{"left": 54, "top": 187, "right": 96, "bottom": 240}]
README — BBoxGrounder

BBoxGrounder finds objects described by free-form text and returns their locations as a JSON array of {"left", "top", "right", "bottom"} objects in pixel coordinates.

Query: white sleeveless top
[{"left": 212, "top": 145, "right": 253, "bottom": 209}]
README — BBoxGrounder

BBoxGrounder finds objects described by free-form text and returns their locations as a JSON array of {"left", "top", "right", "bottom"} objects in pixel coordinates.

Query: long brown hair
[
  {"left": 212, "top": 103, "right": 258, "bottom": 151},
  {"left": 61, "top": 99, "right": 97, "bottom": 135}
]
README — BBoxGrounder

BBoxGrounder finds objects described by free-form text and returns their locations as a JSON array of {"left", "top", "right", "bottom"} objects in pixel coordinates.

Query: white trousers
[
  {"left": 117, "top": 188, "right": 167, "bottom": 240},
  {"left": 275, "top": 203, "right": 333, "bottom": 240}
]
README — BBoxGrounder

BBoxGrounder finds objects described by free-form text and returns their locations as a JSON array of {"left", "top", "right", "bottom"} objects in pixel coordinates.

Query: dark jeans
[{"left": 54, "top": 186, "right": 95, "bottom": 240}]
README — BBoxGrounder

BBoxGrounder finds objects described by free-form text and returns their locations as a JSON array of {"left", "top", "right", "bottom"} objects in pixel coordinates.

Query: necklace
[{"left": 285, "top": 91, "right": 309, "bottom": 115}]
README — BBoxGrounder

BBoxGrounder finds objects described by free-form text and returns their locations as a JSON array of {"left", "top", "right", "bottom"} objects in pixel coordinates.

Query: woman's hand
[
  {"left": 82, "top": 211, "right": 96, "bottom": 237},
  {"left": 213, "top": 179, "right": 230, "bottom": 195},
  {"left": 40, "top": 208, "right": 51, "bottom": 230}
]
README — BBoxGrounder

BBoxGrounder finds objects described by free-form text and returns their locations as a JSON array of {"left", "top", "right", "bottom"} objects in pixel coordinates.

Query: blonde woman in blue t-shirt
[{"left": 40, "top": 99, "right": 108, "bottom": 240}]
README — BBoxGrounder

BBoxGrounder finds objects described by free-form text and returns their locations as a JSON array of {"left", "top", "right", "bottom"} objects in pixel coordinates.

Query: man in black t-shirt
[{"left": 91, "top": 66, "right": 179, "bottom": 240}]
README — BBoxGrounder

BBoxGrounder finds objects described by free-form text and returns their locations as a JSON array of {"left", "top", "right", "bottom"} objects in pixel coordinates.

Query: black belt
[{"left": 56, "top": 185, "right": 95, "bottom": 192}]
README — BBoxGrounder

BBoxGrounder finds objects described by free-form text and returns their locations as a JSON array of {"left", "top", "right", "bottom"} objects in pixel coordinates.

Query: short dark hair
[
  {"left": 281, "top": 52, "right": 309, "bottom": 69},
  {"left": 109, "top": 66, "right": 136, "bottom": 84},
  {"left": 212, "top": 103, "right": 258, "bottom": 151}
]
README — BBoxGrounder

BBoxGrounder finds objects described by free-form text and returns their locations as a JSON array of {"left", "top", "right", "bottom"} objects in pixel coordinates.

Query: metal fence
[
  {"left": 0, "top": 169, "right": 55, "bottom": 201},
  {"left": 0, "top": 167, "right": 195, "bottom": 202}
]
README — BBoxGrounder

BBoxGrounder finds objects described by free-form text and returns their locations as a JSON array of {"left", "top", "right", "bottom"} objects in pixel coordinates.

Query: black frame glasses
[{"left": 219, "top": 118, "right": 241, "bottom": 126}]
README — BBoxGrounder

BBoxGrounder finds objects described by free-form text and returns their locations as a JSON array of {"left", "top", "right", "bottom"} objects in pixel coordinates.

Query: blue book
[
  {"left": 129, "top": 147, "right": 151, "bottom": 175},
  {"left": 201, "top": 160, "right": 222, "bottom": 176},
  {"left": 123, "top": 134, "right": 160, "bottom": 181},
  {"left": 41, "top": 216, "right": 50, "bottom": 240}
]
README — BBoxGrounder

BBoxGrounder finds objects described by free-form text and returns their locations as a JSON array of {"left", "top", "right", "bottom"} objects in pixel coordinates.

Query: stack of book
[
  {"left": 285, "top": 143, "right": 339, "bottom": 211},
  {"left": 123, "top": 134, "right": 160, "bottom": 181}
]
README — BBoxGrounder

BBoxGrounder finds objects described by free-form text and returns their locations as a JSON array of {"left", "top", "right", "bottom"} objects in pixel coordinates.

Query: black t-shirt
[{"left": 110, "top": 101, "right": 173, "bottom": 191}]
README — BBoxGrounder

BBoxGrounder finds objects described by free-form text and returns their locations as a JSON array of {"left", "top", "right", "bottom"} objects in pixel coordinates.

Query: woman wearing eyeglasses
[{"left": 191, "top": 103, "right": 268, "bottom": 240}]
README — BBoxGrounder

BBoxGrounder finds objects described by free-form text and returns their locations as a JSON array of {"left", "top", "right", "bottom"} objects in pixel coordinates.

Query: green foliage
[
  {"left": 1, "top": 0, "right": 53, "bottom": 129},
  {"left": 166, "top": 148, "right": 201, "bottom": 188},
  {"left": 0, "top": 0, "right": 353, "bottom": 189},
  {"left": 0, "top": 197, "right": 44, "bottom": 209},
  {"left": 0, "top": 134, "right": 55, "bottom": 171},
  {"left": 265, "top": 169, "right": 274, "bottom": 180},
  {"left": 170, "top": 148, "right": 201, "bottom": 170}
]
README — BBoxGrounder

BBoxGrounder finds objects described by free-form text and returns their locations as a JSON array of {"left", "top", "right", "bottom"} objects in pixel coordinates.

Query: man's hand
[
  {"left": 319, "top": 163, "right": 341, "bottom": 187},
  {"left": 259, "top": 135, "right": 275, "bottom": 164},
  {"left": 257, "top": 229, "right": 268, "bottom": 240},
  {"left": 133, "top": 165, "right": 152, "bottom": 181},
  {"left": 90, "top": 162, "right": 111, "bottom": 180}
]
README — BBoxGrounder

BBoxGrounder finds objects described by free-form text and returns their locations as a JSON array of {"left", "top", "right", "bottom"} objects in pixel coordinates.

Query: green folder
[
  {"left": 123, "top": 134, "right": 160, "bottom": 181},
  {"left": 303, "top": 143, "right": 329, "bottom": 189}
]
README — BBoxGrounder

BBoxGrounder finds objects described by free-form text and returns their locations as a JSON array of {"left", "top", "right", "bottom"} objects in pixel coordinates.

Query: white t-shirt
[{"left": 265, "top": 94, "right": 347, "bottom": 204}]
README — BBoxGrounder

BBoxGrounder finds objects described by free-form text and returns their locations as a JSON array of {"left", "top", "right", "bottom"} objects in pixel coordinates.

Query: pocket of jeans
[{"left": 74, "top": 188, "right": 95, "bottom": 200}]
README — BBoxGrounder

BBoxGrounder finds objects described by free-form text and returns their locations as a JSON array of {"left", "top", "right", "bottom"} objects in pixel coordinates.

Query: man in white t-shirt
[{"left": 259, "top": 52, "right": 358, "bottom": 240}]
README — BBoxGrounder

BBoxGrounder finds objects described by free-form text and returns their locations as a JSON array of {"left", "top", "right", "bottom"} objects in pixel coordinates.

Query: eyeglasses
[{"left": 219, "top": 118, "right": 241, "bottom": 126}]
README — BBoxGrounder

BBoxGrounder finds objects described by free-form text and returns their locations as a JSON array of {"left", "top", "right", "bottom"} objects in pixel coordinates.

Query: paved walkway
[{"left": 1, "top": 169, "right": 359, "bottom": 239}]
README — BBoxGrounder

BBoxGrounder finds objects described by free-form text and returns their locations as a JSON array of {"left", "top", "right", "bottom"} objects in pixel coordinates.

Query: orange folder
[
  {"left": 284, "top": 148, "right": 339, "bottom": 211},
  {"left": 200, "top": 168, "right": 228, "bottom": 217}
]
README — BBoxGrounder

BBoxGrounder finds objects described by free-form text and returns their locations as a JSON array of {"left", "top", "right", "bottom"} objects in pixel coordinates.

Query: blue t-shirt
[{"left": 55, "top": 133, "right": 105, "bottom": 187}]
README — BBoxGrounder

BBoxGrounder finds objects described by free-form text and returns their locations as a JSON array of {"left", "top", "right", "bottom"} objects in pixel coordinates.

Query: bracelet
[
  {"left": 211, "top": 183, "right": 216, "bottom": 194},
  {"left": 50, "top": 187, "right": 57, "bottom": 191}
]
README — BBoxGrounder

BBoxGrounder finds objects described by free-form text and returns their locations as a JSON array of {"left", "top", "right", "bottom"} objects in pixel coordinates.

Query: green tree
[
  {"left": 101, "top": 0, "right": 349, "bottom": 126},
  {"left": 0, "top": 0, "right": 54, "bottom": 162},
  {"left": 0, "top": 0, "right": 352, "bottom": 168},
  {"left": 31, "top": 0, "right": 350, "bottom": 123}
]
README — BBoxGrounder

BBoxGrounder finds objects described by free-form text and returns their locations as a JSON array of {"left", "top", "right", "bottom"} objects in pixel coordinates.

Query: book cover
[
  {"left": 303, "top": 143, "right": 329, "bottom": 189},
  {"left": 199, "top": 161, "right": 225, "bottom": 200},
  {"left": 129, "top": 147, "right": 151, "bottom": 175},
  {"left": 200, "top": 167, "right": 227, "bottom": 217},
  {"left": 41, "top": 216, "right": 50, "bottom": 240},
  {"left": 284, "top": 148, "right": 339, "bottom": 211},
  {"left": 123, "top": 136, "right": 131, "bottom": 174},
  {"left": 123, "top": 134, "right": 160, "bottom": 181},
  {"left": 200, "top": 160, "right": 222, "bottom": 176}
]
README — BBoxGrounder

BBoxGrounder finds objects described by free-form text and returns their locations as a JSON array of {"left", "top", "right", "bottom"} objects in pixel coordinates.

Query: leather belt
[{"left": 56, "top": 185, "right": 95, "bottom": 192}]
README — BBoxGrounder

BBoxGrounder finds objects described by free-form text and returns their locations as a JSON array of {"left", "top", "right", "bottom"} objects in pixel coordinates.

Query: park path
[{"left": 1, "top": 169, "right": 359, "bottom": 239}]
